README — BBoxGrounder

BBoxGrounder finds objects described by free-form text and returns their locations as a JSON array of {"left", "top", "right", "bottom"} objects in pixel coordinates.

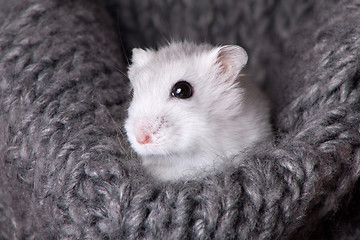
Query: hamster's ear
[
  {"left": 131, "top": 48, "right": 152, "bottom": 66},
  {"left": 213, "top": 45, "right": 248, "bottom": 81}
]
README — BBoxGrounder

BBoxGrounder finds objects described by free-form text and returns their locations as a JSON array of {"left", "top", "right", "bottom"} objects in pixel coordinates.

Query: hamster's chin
[{"left": 132, "top": 142, "right": 186, "bottom": 158}]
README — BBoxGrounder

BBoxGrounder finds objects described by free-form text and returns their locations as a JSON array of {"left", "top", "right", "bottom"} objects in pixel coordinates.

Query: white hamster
[{"left": 125, "top": 41, "right": 272, "bottom": 181}]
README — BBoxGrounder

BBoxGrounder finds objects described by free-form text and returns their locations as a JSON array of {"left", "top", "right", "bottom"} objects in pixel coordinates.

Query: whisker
[
  {"left": 119, "top": 37, "right": 130, "bottom": 65},
  {"left": 99, "top": 101, "right": 134, "bottom": 160},
  {"left": 111, "top": 63, "right": 130, "bottom": 80}
]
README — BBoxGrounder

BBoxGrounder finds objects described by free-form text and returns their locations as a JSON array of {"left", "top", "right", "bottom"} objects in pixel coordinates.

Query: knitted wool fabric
[{"left": 1, "top": 0, "right": 360, "bottom": 239}]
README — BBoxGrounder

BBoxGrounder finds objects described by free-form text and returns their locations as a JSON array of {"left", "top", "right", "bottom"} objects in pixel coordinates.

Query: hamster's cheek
[
  {"left": 126, "top": 120, "right": 193, "bottom": 157},
  {"left": 163, "top": 115, "right": 207, "bottom": 154},
  {"left": 124, "top": 118, "right": 138, "bottom": 148},
  {"left": 125, "top": 102, "right": 207, "bottom": 157},
  {"left": 141, "top": 124, "right": 189, "bottom": 156}
]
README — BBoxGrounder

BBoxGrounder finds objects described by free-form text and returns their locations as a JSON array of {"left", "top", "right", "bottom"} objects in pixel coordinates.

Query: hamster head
[{"left": 125, "top": 42, "right": 248, "bottom": 175}]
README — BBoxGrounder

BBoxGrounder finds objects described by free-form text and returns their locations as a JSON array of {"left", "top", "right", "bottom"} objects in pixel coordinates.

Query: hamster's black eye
[{"left": 171, "top": 81, "right": 193, "bottom": 99}]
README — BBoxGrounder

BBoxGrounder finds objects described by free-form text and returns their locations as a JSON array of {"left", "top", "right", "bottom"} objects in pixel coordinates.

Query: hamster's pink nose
[{"left": 135, "top": 130, "right": 152, "bottom": 145}]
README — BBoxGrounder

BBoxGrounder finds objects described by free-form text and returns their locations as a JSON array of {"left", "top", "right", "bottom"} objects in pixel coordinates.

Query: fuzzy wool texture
[{"left": 1, "top": 0, "right": 360, "bottom": 239}]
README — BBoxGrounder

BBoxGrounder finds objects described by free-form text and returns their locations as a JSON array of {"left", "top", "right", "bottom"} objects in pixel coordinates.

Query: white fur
[{"left": 125, "top": 41, "right": 272, "bottom": 181}]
